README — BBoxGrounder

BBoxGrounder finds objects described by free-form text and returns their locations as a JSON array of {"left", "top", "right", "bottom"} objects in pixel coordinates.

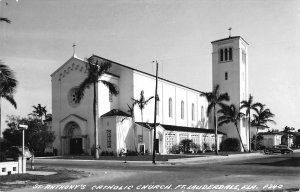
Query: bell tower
[{"left": 211, "top": 36, "right": 249, "bottom": 151}]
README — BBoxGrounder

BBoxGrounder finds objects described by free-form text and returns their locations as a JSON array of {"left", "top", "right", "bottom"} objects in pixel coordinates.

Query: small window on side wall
[
  {"left": 229, "top": 48, "right": 232, "bottom": 60},
  {"left": 169, "top": 98, "right": 173, "bottom": 118},
  {"left": 220, "top": 49, "right": 224, "bottom": 61},
  {"left": 225, "top": 72, "right": 228, "bottom": 80},
  {"left": 107, "top": 130, "right": 111, "bottom": 148},
  {"left": 109, "top": 92, "right": 113, "bottom": 102}
]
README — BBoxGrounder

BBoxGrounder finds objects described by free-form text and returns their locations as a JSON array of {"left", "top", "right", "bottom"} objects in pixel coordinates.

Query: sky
[{"left": 0, "top": 0, "right": 299, "bottom": 134}]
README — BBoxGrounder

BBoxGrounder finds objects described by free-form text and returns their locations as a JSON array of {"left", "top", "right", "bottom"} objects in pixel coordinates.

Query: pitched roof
[
  {"left": 258, "top": 132, "right": 283, "bottom": 136},
  {"left": 101, "top": 109, "right": 131, "bottom": 117},
  {"left": 92, "top": 55, "right": 203, "bottom": 93},
  {"left": 136, "top": 122, "right": 226, "bottom": 135},
  {"left": 211, "top": 36, "right": 249, "bottom": 45}
]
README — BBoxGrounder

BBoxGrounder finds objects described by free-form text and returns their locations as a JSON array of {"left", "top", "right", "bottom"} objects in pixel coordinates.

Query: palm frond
[
  {"left": 206, "top": 103, "right": 214, "bottom": 117},
  {"left": 0, "top": 62, "right": 18, "bottom": 94},
  {"left": 218, "top": 119, "right": 231, "bottom": 127},
  {"left": 2, "top": 94, "right": 17, "bottom": 109},
  {"left": 97, "top": 61, "right": 112, "bottom": 77},
  {"left": 100, "top": 80, "right": 119, "bottom": 95},
  {"left": 144, "top": 96, "right": 154, "bottom": 104},
  {"left": 0, "top": 17, "right": 11, "bottom": 23},
  {"left": 76, "top": 73, "right": 94, "bottom": 101},
  {"left": 218, "top": 92, "right": 230, "bottom": 103}
]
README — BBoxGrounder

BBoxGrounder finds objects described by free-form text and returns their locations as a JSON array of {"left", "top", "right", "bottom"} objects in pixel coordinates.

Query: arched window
[
  {"left": 229, "top": 48, "right": 232, "bottom": 60},
  {"left": 181, "top": 101, "right": 184, "bottom": 119},
  {"left": 224, "top": 48, "right": 228, "bottom": 61},
  {"left": 169, "top": 98, "right": 172, "bottom": 118},
  {"left": 156, "top": 98, "right": 159, "bottom": 116},
  {"left": 192, "top": 103, "right": 195, "bottom": 121},
  {"left": 201, "top": 106, "right": 204, "bottom": 121},
  {"left": 220, "top": 49, "right": 223, "bottom": 61},
  {"left": 242, "top": 50, "right": 246, "bottom": 64}
]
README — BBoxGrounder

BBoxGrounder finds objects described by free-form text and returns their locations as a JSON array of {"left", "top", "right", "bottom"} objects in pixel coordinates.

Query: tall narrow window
[
  {"left": 109, "top": 92, "right": 113, "bottom": 102},
  {"left": 224, "top": 49, "right": 228, "bottom": 61},
  {"left": 220, "top": 49, "right": 224, "bottom": 62},
  {"left": 229, "top": 48, "right": 232, "bottom": 60},
  {"left": 225, "top": 72, "right": 228, "bottom": 80},
  {"left": 242, "top": 50, "right": 246, "bottom": 64},
  {"left": 181, "top": 101, "right": 184, "bottom": 119},
  {"left": 169, "top": 98, "right": 172, "bottom": 118},
  {"left": 106, "top": 130, "right": 111, "bottom": 148},
  {"left": 192, "top": 103, "right": 195, "bottom": 121},
  {"left": 156, "top": 99, "right": 159, "bottom": 116},
  {"left": 201, "top": 106, "right": 204, "bottom": 121}
]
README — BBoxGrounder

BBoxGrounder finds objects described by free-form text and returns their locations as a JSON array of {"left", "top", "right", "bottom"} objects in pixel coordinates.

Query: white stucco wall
[
  {"left": 52, "top": 55, "right": 211, "bottom": 156},
  {"left": 211, "top": 37, "right": 249, "bottom": 151},
  {"left": 51, "top": 57, "right": 95, "bottom": 155},
  {"left": 132, "top": 71, "right": 208, "bottom": 129}
]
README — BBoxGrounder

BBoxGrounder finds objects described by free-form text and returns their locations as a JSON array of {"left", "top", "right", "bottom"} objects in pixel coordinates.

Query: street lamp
[{"left": 18, "top": 124, "right": 28, "bottom": 173}]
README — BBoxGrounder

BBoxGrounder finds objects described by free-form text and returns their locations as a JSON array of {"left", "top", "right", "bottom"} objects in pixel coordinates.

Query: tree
[
  {"left": 30, "top": 104, "right": 47, "bottom": 123},
  {"left": 200, "top": 84, "right": 230, "bottom": 155},
  {"left": 283, "top": 126, "right": 295, "bottom": 147},
  {"left": 0, "top": 62, "right": 18, "bottom": 138},
  {"left": 240, "top": 94, "right": 262, "bottom": 152},
  {"left": 132, "top": 90, "right": 154, "bottom": 145},
  {"left": 251, "top": 104, "right": 275, "bottom": 150},
  {"left": 76, "top": 56, "right": 118, "bottom": 159},
  {"left": 218, "top": 104, "right": 246, "bottom": 152},
  {"left": 3, "top": 115, "right": 55, "bottom": 155}
]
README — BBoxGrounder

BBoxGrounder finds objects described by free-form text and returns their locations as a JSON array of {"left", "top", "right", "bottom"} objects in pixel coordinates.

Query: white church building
[{"left": 51, "top": 36, "right": 249, "bottom": 156}]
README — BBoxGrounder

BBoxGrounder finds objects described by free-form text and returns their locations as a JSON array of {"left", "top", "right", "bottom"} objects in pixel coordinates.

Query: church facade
[{"left": 51, "top": 36, "right": 249, "bottom": 156}]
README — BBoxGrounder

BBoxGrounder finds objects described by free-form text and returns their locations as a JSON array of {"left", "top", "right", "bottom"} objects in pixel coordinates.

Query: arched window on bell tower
[
  {"left": 224, "top": 48, "right": 228, "bottom": 61},
  {"left": 220, "top": 49, "right": 224, "bottom": 62},
  {"left": 229, "top": 48, "right": 232, "bottom": 60}
]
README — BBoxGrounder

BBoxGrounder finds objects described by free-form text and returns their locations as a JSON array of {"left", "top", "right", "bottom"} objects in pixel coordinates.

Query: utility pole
[{"left": 152, "top": 61, "right": 158, "bottom": 164}]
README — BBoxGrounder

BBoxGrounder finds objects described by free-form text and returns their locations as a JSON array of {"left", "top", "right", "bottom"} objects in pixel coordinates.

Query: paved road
[{"left": 15, "top": 152, "right": 300, "bottom": 192}]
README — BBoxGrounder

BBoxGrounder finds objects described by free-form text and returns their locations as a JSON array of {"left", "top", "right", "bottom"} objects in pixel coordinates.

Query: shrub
[
  {"left": 126, "top": 150, "right": 138, "bottom": 156},
  {"left": 101, "top": 151, "right": 114, "bottom": 156},
  {"left": 0, "top": 152, "right": 6, "bottom": 162},
  {"left": 220, "top": 138, "right": 241, "bottom": 151},
  {"left": 251, "top": 134, "right": 264, "bottom": 150},
  {"left": 202, "top": 142, "right": 210, "bottom": 151},
  {"left": 180, "top": 139, "right": 197, "bottom": 153},
  {"left": 170, "top": 144, "right": 180, "bottom": 154}
]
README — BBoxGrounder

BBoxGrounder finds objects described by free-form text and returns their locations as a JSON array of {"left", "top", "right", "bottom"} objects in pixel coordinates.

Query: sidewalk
[
  {"left": 168, "top": 151, "right": 266, "bottom": 164},
  {"left": 34, "top": 151, "right": 270, "bottom": 166}
]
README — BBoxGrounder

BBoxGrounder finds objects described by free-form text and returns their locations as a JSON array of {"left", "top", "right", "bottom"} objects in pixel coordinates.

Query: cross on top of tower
[
  {"left": 72, "top": 43, "right": 76, "bottom": 56},
  {"left": 228, "top": 27, "right": 232, "bottom": 37}
]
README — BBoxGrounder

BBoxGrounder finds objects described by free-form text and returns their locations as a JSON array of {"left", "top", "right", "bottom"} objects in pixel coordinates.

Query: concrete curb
[{"left": 34, "top": 149, "right": 300, "bottom": 165}]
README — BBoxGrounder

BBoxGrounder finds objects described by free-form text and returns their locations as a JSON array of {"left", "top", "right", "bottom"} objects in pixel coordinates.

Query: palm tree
[
  {"left": 0, "top": 62, "right": 18, "bottom": 137},
  {"left": 132, "top": 90, "right": 154, "bottom": 144},
  {"left": 76, "top": 56, "right": 118, "bottom": 159},
  {"left": 251, "top": 104, "right": 275, "bottom": 150},
  {"left": 31, "top": 104, "right": 47, "bottom": 123},
  {"left": 218, "top": 104, "right": 246, "bottom": 152},
  {"left": 200, "top": 85, "right": 230, "bottom": 155},
  {"left": 240, "top": 94, "right": 262, "bottom": 152}
]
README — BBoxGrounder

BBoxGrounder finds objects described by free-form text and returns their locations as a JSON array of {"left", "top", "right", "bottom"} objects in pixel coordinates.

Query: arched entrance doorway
[{"left": 64, "top": 122, "right": 83, "bottom": 155}]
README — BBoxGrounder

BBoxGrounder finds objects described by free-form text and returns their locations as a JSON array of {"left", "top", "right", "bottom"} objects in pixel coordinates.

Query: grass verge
[{"left": 0, "top": 166, "right": 88, "bottom": 191}]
